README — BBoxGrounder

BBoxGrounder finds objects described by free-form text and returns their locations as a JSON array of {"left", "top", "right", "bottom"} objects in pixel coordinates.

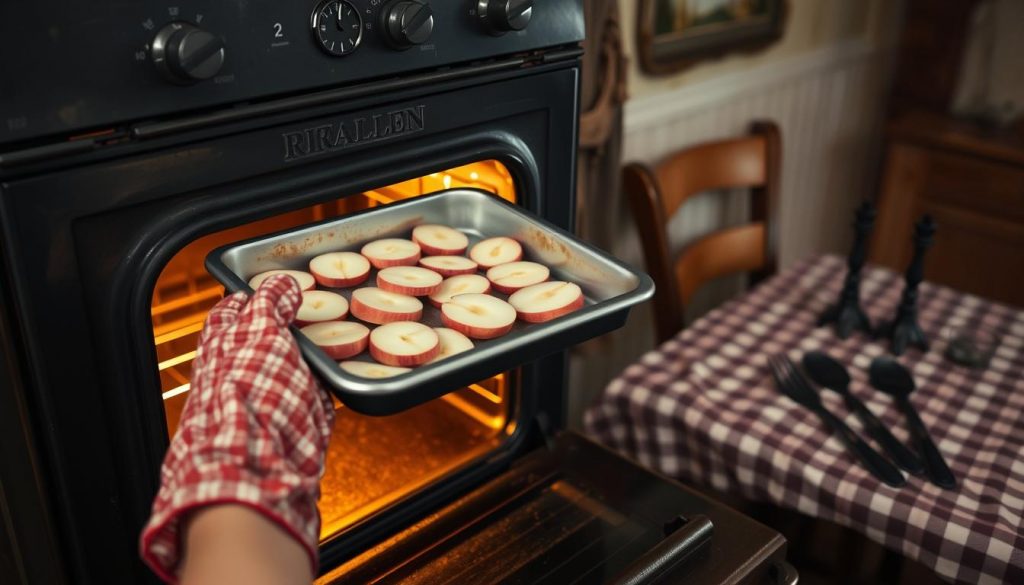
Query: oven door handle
[{"left": 607, "top": 514, "right": 713, "bottom": 585}]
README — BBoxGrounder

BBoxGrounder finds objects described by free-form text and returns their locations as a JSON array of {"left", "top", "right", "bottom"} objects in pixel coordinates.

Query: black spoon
[
  {"left": 869, "top": 357, "right": 957, "bottom": 489},
  {"left": 803, "top": 352, "right": 924, "bottom": 475}
]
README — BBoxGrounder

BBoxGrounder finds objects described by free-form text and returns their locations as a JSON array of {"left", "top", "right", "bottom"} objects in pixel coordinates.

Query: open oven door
[{"left": 319, "top": 432, "right": 794, "bottom": 585}]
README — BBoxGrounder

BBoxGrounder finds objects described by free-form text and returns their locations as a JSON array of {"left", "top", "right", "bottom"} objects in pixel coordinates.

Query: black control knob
[
  {"left": 477, "top": 0, "right": 533, "bottom": 35},
  {"left": 151, "top": 22, "right": 226, "bottom": 84},
  {"left": 382, "top": 1, "right": 434, "bottom": 49}
]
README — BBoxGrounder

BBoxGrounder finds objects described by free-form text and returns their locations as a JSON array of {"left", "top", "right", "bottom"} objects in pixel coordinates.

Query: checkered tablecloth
[{"left": 584, "top": 255, "right": 1024, "bottom": 584}]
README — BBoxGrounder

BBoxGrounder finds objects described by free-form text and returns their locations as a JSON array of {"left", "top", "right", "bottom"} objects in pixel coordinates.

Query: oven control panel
[{"left": 0, "top": 0, "right": 582, "bottom": 146}]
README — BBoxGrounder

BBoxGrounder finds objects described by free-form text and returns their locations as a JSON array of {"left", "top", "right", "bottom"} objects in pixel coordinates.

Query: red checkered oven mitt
[{"left": 140, "top": 274, "right": 335, "bottom": 583}]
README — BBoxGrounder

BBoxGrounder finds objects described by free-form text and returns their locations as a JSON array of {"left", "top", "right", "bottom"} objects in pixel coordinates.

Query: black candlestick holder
[
  {"left": 878, "top": 215, "right": 936, "bottom": 355},
  {"left": 819, "top": 201, "right": 875, "bottom": 338}
]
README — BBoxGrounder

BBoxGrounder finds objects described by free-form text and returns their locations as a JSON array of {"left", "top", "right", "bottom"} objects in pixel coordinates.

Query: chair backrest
[{"left": 624, "top": 120, "right": 781, "bottom": 343}]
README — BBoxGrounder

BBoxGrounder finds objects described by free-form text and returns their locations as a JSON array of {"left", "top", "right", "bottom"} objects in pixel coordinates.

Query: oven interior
[{"left": 150, "top": 160, "right": 520, "bottom": 542}]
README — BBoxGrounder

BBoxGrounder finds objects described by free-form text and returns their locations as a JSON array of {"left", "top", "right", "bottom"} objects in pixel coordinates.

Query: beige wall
[{"left": 620, "top": 0, "right": 900, "bottom": 99}]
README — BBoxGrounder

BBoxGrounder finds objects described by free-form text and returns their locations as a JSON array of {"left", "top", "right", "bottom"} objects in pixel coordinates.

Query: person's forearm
[
  {"left": 141, "top": 276, "right": 332, "bottom": 583},
  {"left": 179, "top": 505, "right": 313, "bottom": 585}
]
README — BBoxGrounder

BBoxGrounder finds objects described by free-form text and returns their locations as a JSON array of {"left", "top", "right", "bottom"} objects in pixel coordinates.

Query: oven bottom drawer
[{"left": 319, "top": 432, "right": 791, "bottom": 585}]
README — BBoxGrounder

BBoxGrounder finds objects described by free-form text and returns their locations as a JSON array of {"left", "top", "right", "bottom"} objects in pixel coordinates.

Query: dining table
[{"left": 584, "top": 254, "right": 1024, "bottom": 584}]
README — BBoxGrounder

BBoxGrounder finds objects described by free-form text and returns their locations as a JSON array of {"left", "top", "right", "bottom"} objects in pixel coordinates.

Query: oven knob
[
  {"left": 382, "top": 1, "right": 434, "bottom": 49},
  {"left": 477, "top": 0, "right": 533, "bottom": 35},
  {"left": 151, "top": 22, "right": 226, "bottom": 84}
]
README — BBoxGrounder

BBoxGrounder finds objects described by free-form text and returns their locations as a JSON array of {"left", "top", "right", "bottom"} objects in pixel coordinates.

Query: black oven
[{"left": 0, "top": 1, "right": 791, "bottom": 583}]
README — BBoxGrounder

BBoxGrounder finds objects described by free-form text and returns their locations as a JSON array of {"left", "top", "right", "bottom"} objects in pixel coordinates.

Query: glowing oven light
[
  {"left": 159, "top": 350, "right": 197, "bottom": 371},
  {"left": 162, "top": 383, "right": 190, "bottom": 400}
]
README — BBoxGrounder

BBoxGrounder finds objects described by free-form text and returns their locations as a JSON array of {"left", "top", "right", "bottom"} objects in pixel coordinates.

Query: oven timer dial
[{"left": 311, "top": 0, "right": 364, "bottom": 57}]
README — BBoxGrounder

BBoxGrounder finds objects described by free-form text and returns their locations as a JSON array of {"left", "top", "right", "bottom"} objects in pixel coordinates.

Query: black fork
[{"left": 768, "top": 355, "right": 906, "bottom": 487}]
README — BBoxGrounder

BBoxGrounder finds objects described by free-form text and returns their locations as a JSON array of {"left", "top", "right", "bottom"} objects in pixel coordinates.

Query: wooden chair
[{"left": 624, "top": 120, "right": 781, "bottom": 343}]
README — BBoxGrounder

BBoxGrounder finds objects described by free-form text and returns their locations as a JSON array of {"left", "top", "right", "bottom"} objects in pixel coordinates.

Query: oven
[{"left": 0, "top": 1, "right": 792, "bottom": 583}]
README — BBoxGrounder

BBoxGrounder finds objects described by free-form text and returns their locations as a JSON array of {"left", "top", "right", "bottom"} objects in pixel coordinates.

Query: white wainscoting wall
[{"left": 569, "top": 39, "right": 896, "bottom": 426}]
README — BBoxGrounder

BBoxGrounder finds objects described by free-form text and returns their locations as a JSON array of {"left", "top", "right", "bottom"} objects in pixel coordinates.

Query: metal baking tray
[{"left": 206, "top": 189, "right": 654, "bottom": 415}]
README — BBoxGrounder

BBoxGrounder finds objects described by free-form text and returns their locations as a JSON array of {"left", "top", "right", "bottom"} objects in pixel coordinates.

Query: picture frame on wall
[{"left": 637, "top": 0, "right": 787, "bottom": 75}]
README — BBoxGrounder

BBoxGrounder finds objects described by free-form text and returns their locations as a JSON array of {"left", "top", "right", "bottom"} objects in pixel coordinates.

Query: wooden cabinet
[{"left": 872, "top": 112, "right": 1024, "bottom": 307}]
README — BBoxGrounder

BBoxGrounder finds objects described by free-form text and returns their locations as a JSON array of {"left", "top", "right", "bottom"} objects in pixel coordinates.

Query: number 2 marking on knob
[{"left": 273, "top": 23, "right": 284, "bottom": 38}]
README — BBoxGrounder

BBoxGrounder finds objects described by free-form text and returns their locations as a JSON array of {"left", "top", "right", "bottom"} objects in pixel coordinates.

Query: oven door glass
[{"left": 150, "top": 160, "right": 519, "bottom": 541}]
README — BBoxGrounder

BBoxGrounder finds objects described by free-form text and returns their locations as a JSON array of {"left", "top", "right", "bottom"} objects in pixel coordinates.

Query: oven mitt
[{"left": 140, "top": 274, "right": 335, "bottom": 583}]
